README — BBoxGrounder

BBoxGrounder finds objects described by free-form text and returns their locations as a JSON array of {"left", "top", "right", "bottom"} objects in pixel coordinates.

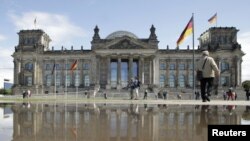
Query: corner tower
[{"left": 12, "top": 29, "right": 51, "bottom": 94}]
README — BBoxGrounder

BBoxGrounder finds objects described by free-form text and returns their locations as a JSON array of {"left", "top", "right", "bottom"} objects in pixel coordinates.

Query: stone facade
[{"left": 12, "top": 26, "right": 244, "bottom": 95}]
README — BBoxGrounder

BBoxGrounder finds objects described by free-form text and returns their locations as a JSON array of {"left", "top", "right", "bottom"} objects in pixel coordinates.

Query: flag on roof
[
  {"left": 208, "top": 13, "right": 217, "bottom": 24},
  {"left": 176, "top": 16, "right": 193, "bottom": 46}
]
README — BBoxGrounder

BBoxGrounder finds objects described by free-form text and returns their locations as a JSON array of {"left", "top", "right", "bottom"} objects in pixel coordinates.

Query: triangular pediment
[{"left": 105, "top": 36, "right": 147, "bottom": 49}]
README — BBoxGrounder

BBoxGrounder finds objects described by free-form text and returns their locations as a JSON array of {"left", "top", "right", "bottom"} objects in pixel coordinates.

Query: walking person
[
  {"left": 197, "top": 50, "right": 220, "bottom": 102},
  {"left": 128, "top": 78, "right": 135, "bottom": 99},
  {"left": 133, "top": 77, "right": 141, "bottom": 100}
]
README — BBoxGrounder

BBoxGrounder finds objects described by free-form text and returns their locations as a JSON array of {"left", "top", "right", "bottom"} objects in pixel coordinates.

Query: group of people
[
  {"left": 128, "top": 77, "right": 141, "bottom": 100},
  {"left": 22, "top": 89, "right": 31, "bottom": 99}
]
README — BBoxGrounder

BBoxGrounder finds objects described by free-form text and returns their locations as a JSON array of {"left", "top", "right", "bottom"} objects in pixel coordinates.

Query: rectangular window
[
  {"left": 25, "top": 76, "right": 32, "bottom": 86},
  {"left": 160, "top": 63, "right": 166, "bottom": 70},
  {"left": 179, "top": 64, "right": 185, "bottom": 70},
  {"left": 83, "top": 63, "right": 90, "bottom": 70},
  {"left": 169, "top": 64, "right": 175, "bottom": 70},
  {"left": 75, "top": 73, "right": 80, "bottom": 87},
  {"left": 159, "top": 74, "right": 165, "bottom": 87},
  {"left": 56, "top": 75, "right": 61, "bottom": 86},
  {"left": 45, "top": 64, "right": 51, "bottom": 70},
  {"left": 55, "top": 64, "right": 60, "bottom": 70},
  {"left": 189, "top": 63, "right": 193, "bottom": 70},
  {"left": 65, "top": 64, "right": 70, "bottom": 70}
]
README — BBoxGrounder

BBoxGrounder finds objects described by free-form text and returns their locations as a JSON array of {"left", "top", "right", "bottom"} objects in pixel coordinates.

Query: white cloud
[
  {"left": 0, "top": 34, "right": 7, "bottom": 41},
  {"left": 9, "top": 11, "right": 86, "bottom": 47},
  {"left": 0, "top": 48, "right": 13, "bottom": 88},
  {"left": 238, "top": 32, "right": 250, "bottom": 81}
]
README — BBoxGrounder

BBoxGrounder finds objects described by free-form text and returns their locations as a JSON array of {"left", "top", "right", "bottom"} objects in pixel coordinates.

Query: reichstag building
[{"left": 12, "top": 25, "right": 244, "bottom": 95}]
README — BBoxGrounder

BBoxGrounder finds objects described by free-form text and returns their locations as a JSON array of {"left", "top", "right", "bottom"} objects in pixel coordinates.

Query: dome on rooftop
[{"left": 106, "top": 30, "right": 138, "bottom": 39}]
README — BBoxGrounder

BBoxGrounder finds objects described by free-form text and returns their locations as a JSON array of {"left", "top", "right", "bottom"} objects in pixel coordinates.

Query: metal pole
[{"left": 192, "top": 13, "right": 196, "bottom": 99}]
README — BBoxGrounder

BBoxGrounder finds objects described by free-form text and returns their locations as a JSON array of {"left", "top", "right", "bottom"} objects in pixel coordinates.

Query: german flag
[
  {"left": 208, "top": 13, "right": 217, "bottom": 24},
  {"left": 70, "top": 60, "right": 78, "bottom": 72},
  {"left": 177, "top": 16, "right": 193, "bottom": 46}
]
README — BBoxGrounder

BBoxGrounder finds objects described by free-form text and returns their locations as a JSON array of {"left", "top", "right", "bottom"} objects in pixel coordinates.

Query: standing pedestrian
[
  {"left": 128, "top": 78, "right": 135, "bottom": 100},
  {"left": 223, "top": 90, "right": 227, "bottom": 100},
  {"left": 197, "top": 50, "right": 220, "bottom": 102},
  {"left": 245, "top": 89, "right": 250, "bottom": 101},
  {"left": 133, "top": 77, "right": 140, "bottom": 100},
  {"left": 27, "top": 89, "right": 31, "bottom": 98},
  {"left": 143, "top": 89, "right": 148, "bottom": 100},
  {"left": 163, "top": 89, "right": 168, "bottom": 100},
  {"left": 22, "top": 91, "right": 26, "bottom": 99}
]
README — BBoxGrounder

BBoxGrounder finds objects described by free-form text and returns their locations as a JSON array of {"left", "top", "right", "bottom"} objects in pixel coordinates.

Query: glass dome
[{"left": 106, "top": 30, "right": 138, "bottom": 39}]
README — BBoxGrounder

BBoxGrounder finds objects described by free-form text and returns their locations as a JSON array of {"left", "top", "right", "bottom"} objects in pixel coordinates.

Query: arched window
[
  {"left": 25, "top": 63, "right": 33, "bottom": 71},
  {"left": 178, "top": 75, "right": 185, "bottom": 88},
  {"left": 169, "top": 75, "right": 175, "bottom": 87},
  {"left": 159, "top": 74, "right": 165, "bottom": 87}
]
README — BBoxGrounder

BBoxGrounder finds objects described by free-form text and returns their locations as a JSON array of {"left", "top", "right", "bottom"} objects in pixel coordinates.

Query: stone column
[
  {"left": 149, "top": 59, "right": 153, "bottom": 84},
  {"left": 186, "top": 59, "right": 190, "bottom": 87},
  {"left": 139, "top": 56, "right": 144, "bottom": 84},
  {"left": 96, "top": 56, "right": 100, "bottom": 85},
  {"left": 117, "top": 58, "right": 121, "bottom": 89},
  {"left": 129, "top": 57, "right": 133, "bottom": 80},
  {"left": 235, "top": 56, "right": 241, "bottom": 87},
  {"left": 106, "top": 57, "right": 111, "bottom": 89},
  {"left": 13, "top": 59, "right": 19, "bottom": 85},
  {"left": 216, "top": 57, "right": 221, "bottom": 87},
  {"left": 166, "top": 59, "right": 169, "bottom": 87},
  {"left": 33, "top": 58, "right": 37, "bottom": 85},
  {"left": 176, "top": 59, "right": 179, "bottom": 88}
]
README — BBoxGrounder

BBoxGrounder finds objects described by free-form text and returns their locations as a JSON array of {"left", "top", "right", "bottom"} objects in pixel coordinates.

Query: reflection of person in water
[
  {"left": 196, "top": 105, "right": 209, "bottom": 135},
  {"left": 227, "top": 105, "right": 236, "bottom": 115},
  {"left": 22, "top": 102, "right": 31, "bottom": 108},
  {"left": 129, "top": 104, "right": 140, "bottom": 122}
]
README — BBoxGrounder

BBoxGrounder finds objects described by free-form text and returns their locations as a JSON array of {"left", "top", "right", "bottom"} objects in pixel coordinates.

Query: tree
[{"left": 242, "top": 80, "right": 250, "bottom": 91}]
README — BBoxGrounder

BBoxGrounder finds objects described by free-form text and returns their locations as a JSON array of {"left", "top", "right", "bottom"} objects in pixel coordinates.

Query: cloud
[
  {"left": 238, "top": 32, "right": 250, "bottom": 81},
  {"left": 0, "top": 34, "right": 7, "bottom": 41},
  {"left": 0, "top": 48, "right": 13, "bottom": 88},
  {"left": 9, "top": 11, "right": 86, "bottom": 47}
]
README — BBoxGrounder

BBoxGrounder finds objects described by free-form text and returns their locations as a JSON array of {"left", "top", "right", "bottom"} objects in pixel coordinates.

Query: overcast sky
[{"left": 0, "top": 0, "right": 250, "bottom": 87}]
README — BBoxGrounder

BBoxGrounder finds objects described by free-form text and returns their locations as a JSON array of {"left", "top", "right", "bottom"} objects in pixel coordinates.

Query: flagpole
[
  {"left": 54, "top": 61, "right": 57, "bottom": 99},
  {"left": 65, "top": 59, "right": 68, "bottom": 99},
  {"left": 192, "top": 13, "right": 196, "bottom": 99},
  {"left": 216, "top": 13, "right": 218, "bottom": 27}
]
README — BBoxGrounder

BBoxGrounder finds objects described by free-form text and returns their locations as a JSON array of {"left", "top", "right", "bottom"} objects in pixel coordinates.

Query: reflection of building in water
[{"left": 11, "top": 104, "right": 245, "bottom": 141}]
